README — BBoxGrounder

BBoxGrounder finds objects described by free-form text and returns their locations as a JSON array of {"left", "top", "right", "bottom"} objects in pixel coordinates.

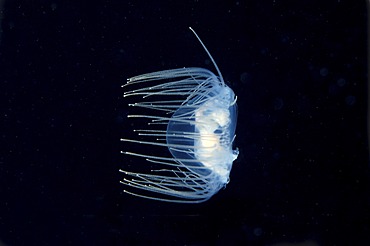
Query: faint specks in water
[
  {"left": 241, "top": 225, "right": 263, "bottom": 241},
  {"left": 327, "top": 77, "right": 355, "bottom": 106},
  {"left": 50, "top": 2, "right": 57, "bottom": 11},
  {"left": 329, "top": 78, "right": 347, "bottom": 96},
  {"left": 273, "top": 151, "right": 281, "bottom": 160},
  {"left": 280, "top": 35, "right": 290, "bottom": 44}
]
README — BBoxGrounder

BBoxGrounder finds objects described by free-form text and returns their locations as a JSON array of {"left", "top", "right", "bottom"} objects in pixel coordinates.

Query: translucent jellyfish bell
[{"left": 120, "top": 27, "right": 239, "bottom": 203}]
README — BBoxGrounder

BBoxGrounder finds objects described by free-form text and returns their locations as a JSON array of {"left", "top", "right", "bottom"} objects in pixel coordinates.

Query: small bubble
[
  {"left": 260, "top": 47, "right": 269, "bottom": 55},
  {"left": 345, "top": 95, "right": 356, "bottom": 106},
  {"left": 253, "top": 227, "right": 262, "bottom": 236},
  {"left": 240, "top": 72, "right": 251, "bottom": 84},
  {"left": 273, "top": 97, "right": 284, "bottom": 110},
  {"left": 337, "top": 78, "right": 346, "bottom": 87},
  {"left": 320, "top": 68, "right": 329, "bottom": 77}
]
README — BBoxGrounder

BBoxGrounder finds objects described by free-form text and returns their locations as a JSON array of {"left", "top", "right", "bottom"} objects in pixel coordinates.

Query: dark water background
[{"left": 0, "top": 0, "right": 368, "bottom": 245}]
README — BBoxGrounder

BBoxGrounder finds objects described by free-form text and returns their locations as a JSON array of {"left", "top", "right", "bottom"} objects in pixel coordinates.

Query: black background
[{"left": 0, "top": 0, "right": 369, "bottom": 245}]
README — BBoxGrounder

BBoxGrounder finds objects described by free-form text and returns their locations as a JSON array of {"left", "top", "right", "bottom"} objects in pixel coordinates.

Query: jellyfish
[{"left": 120, "top": 27, "right": 238, "bottom": 203}]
